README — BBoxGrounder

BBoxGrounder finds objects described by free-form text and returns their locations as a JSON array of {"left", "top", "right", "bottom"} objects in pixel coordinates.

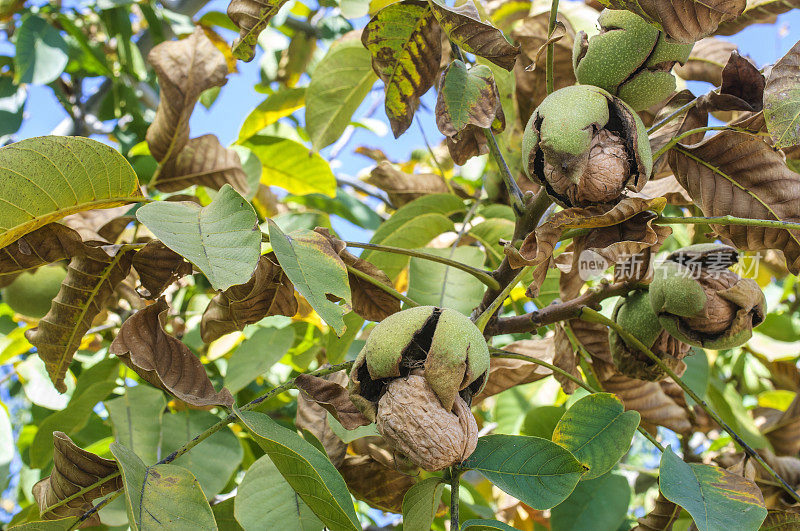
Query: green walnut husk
[
  {"left": 609, "top": 289, "right": 690, "bottom": 381},
  {"left": 649, "top": 244, "right": 766, "bottom": 350},
  {"left": 522, "top": 84, "right": 652, "bottom": 208},
  {"left": 573, "top": 9, "right": 693, "bottom": 111},
  {"left": 348, "top": 306, "right": 490, "bottom": 421}
]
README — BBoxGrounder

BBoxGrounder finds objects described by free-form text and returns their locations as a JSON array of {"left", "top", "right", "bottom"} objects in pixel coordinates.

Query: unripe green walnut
[
  {"left": 609, "top": 289, "right": 690, "bottom": 381},
  {"left": 573, "top": 9, "right": 693, "bottom": 111},
  {"left": 348, "top": 306, "right": 489, "bottom": 471},
  {"left": 522, "top": 85, "right": 652, "bottom": 208},
  {"left": 649, "top": 244, "right": 766, "bottom": 350},
  {"left": 1, "top": 265, "right": 66, "bottom": 319}
]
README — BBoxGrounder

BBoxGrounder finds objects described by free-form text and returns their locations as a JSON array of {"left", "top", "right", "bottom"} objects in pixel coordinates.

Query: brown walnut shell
[{"left": 376, "top": 374, "right": 477, "bottom": 471}]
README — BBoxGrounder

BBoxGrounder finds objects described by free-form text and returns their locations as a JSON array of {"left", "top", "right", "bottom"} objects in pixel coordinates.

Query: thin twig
[
  {"left": 449, "top": 467, "right": 461, "bottom": 529},
  {"left": 579, "top": 307, "right": 800, "bottom": 503},
  {"left": 652, "top": 125, "right": 767, "bottom": 160},
  {"left": 545, "top": 0, "right": 560, "bottom": 95},
  {"left": 474, "top": 266, "right": 530, "bottom": 332},
  {"left": 647, "top": 98, "right": 698, "bottom": 135},
  {"left": 655, "top": 215, "right": 800, "bottom": 233}
]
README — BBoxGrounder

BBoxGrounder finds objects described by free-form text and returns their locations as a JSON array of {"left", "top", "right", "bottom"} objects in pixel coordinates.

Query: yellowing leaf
[
  {"left": 238, "top": 88, "right": 306, "bottom": 143},
  {"left": 243, "top": 135, "right": 337, "bottom": 197}
]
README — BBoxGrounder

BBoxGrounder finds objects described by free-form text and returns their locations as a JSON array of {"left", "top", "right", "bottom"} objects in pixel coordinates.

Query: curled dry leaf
[
  {"left": 152, "top": 134, "right": 250, "bottom": 196},
  {"left": 32, "top": 432, "right": 122, "bottom": 526},
  {"left": 110, "top": 297, "right": 234, "bottom": 407},
  {"left": 696, "top": 51, "right": 765, "bottom": 113},
  {"left": 146, "top": 28, "right": 228, "bottom": 166},
  {"left": 365, "top": 161, "right": 451, "bottom": 208},
  {"left": 674, "top": 37, "right": 738, "bottom": 86},
  {"left": 362, "top": 1, "right": 442, "bottom": 137},
  {"left": 475, "top": 338, "right": 555, "bottom": 402},
  {"left": 61, "top": 205, "right": 133, "bottom": 244},
  {"left": 131, "top": 240, "right": 193, "bottom": 299},
  {"left": 599, "top": 0, "right": 746, "bottom": 43},
  {"left": 295, "top": 371, "right": 348, "bottom": 467},
  {"left": 509, "top": 197, "right": 667, "bottom": 270},
  {"left": 200, "top": 253, "right": 297, "bottom": 343},
  {"left": 0, "top": 223, "right": 85, "bottom": 287},
  {"left": 228, "top": 0, "right": 288, "bottom": 61},
  {"left": 446, "top": 126, "right": 490, "bottom": 165},
  {"left": 668, "top": 125, "right": 800, "bottom": 273},
  {"left": 715, "top": 0, "right": 800, "bottom": 36},
  {"left": 295, "top": 373, "right": 371, "bottom": 430},
  {"left": 633, "top": 491, "right": 681, "bottom": 531},
  {"left": 761, "top": 395, "right": 800, "bottom": 456},
  {"left": 764, "top": 38, "right": 800, "bottom": 150},
  {"left": 314, "top": 228, "right": 400, "bottom": 322},
  {"left": 337, "top": 454, "right": 417, "bottom": 513},
  {"left": 630, "top": 175, "right": 692, "bottom": 206},
  {"left": 26, "top": 245, "right": 135, "bottom": 392},
  {"left": 553, "top": 324, "right": 580, "bottom": 394},
  {"left": 601, "top": 367, "right": 693, "bottom": 433},
  {"left": 512, "top": 11, "right": 576, "bottom": 123},
  {"left": 428, "top": 0, "right": 519, "bottom": 71}
]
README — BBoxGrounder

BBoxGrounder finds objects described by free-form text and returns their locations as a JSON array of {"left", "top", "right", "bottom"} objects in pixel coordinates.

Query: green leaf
[
  {"left": 234, "top": 455, "right": 324, "bottom": 530},
  {"left": 243, "top": 135, "right": 337, "bottom": 197},
  {"left": 14, "top": 15, "right": 69, "bottom": 85},
  {"left": 461, "top": 520, "right": 519, "bottom": 531},
  {"left": 436, "top": 60, "right": 499, "bottom": 135},
  {"left": 268, "top": 221, "right": 352, "bottom": 336},
  {"left": 235, "top": 410, "right": 361, "bottom": 531},
  {"left": 659, "top": 446, "right": 767, "bottom": 531},
  {"left": 707, "top": 380, "right": 770, "bottom": 450},
  {"left": 362, "top": 0, "right": 442, "bottom": 136},
  {"left": 8, "top": 516, "right": 79, "bottom": 530},
  {"left": 136, "top": 184, "right": 261, "bottom": 291},
  {"left": 551, "top": 393, "right": 640, "bottom": 480},
  {"left": 764, "top": 35, "right": 800, "bottom": 149},
  {"left": 0, "top": 135, "right": 142, "bottom": 249},
  {"left": 306, "top": 38, "right": 376, "bottom": 150},
  {"left": 106, "top": 384, "right": 167, "bottom": 465},
  {"left": 30, "top": 359, "right": 119, "bottom": 468},
  {"left": 225, "top": 325, "right": 295, "bottom": 393},
  {"left": 402, "top": 478, "right": 444, "bottom": 530},
  {"left": 521, "top": 405, "right": 565, "bottom": 439},
  {"left": 468, "top": 217, "right": 514, "bottom": 267},
  {"left": 0, "top": 403, "right": 13, "bottom": 467},
  {"left": 550, "top": 473, "right": 631, "bottom": 531},
  {"left": 286, "top": 191, "right": 383, "bottom": 231},
  {"left": 407, "top": 246, "right": 486, "bottom": 314},
  {"left": 682, "top": 348, "right": 709, "bottom": 406},
  {"left": 362, "top": 194, "right": 466, "bottom": 280},
  {"left": 462, "top": 434, "right": 585, "bottom": 510},
  {"left": 211, "top": 497, "right": 243, "bottom": 530},
  {"left": 327, "top": 413, "right": 379, "bottom": 443},
  {"left": 111, "top": 442, "right": 217, "bottom": 531},
  {"left": 160, "top": 410, "right": 243, "bottom": 499},
  {"left": 0, "top": 77, "right": 25, "bottom": 137},
  {"left": 238, "top": 88, "right": 306, "bottom": 143}
]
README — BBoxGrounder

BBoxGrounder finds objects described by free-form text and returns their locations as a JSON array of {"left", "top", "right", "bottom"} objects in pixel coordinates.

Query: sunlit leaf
[
  {"left": 243, "top": 135, "right": 337, "bottom": 197},
  {"left": 238, "top": 88, "right": 305, "bottom": 143},
  {"left": 765, "top": 39, "right": 800, "bottom": 149},
  {"left": 14, "top": 15, "right": 68, "bottom": 85}
]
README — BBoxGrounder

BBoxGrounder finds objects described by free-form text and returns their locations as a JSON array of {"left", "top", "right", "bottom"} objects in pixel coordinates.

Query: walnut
[{"left": 376, "top": 374, "right": 477, "bottom": 471}]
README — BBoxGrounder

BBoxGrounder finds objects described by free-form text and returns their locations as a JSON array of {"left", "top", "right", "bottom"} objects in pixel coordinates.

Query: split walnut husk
[{"left": 522, "top": 84, "right": 652, "bottom": 208}]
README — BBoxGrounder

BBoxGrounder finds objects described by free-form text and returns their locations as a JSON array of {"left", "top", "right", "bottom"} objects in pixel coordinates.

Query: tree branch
[{"left": 655, "top": 215, "right": 800, "bottom": 233}]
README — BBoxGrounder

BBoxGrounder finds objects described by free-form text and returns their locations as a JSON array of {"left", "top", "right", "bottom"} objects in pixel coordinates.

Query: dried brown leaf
[
  {"left": 26, "top": 245, "right": 135, "bottom": 392},
  {"left": 61, "top": 206, "right": 133, "bottom": 244},
  {"left": 601, "top": 369, "right": 692, "bottom": 433},
  {"left": 365, "top": 162, "right": 451, "bottom": 208},
  {"left": 146, "top": 28, "right": 228, "bottom": 165},
  {"left": 337, "top": 454, "right": 417, "bottom": 513},
  {"left": 553, "top": 324, "right": 580, "bottom": 394},
  {"left": 630, "top": 175, "right": 693, "bottom": 206},
  {"left": 447, "top": 125, "right": 491, "bottom": 165},
  {"left": 110, "top": 297, "right": 234, "bottom": 407},
  {"left": 131, "top": 240, "right": 194, "bottom": 299},
  {"left": 152, "top": 134, "right": 250, "bottom": 195},
  {"left": 600, "top": 0, "right": 746, "bottom": 43},
  {"left": 674, "top": 37, "right": 738, "bottom": 85},
  {"left": 295, "top": 374, "right": 371, "bottom": 430},
  {"left": 765, "top": 38, "right": 800, "bottom": 150},
  {"left": 669, "top": 126, "right": 800, "bottom": 273},
  {"left": 429, "top": 0, "right": 519, "bottom": 71},
  {"left": 715, "top": 0, "right": 800, "bottom": 36},
  {"left": 633, "top": 491, "right": 681, "bottom": 531},
  {"left": 200, "top": 253, "right": 297, "bottom": 343},
  {"left": 511, "top": 197, "right": 667, "bottom": 269},
  {"left": 696, "top": 51, "right": 765, "bottom": 113},
  {"left": 295, "top": 371, "right": 348, "bottom": 467},
  {"left": 763, "top": 395, "right": 800, "bottom": 456},
  {"left": 0, "top": 224, "right": 85, "bottom": 287},
  {"left": 759, "top": 510, "right": 800, "bottom": 529},
  {"left": 475, "top": 338, "right": 555, "bottom": 402},
  {"left": 32, "top": 432, "right": 122, "bottom": 526},
  {"left": 228, "top": 0, "right": 289, "bottom": 62},
  {"left": 511, "top": 12, "right": 576, "bottom": 123}
]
